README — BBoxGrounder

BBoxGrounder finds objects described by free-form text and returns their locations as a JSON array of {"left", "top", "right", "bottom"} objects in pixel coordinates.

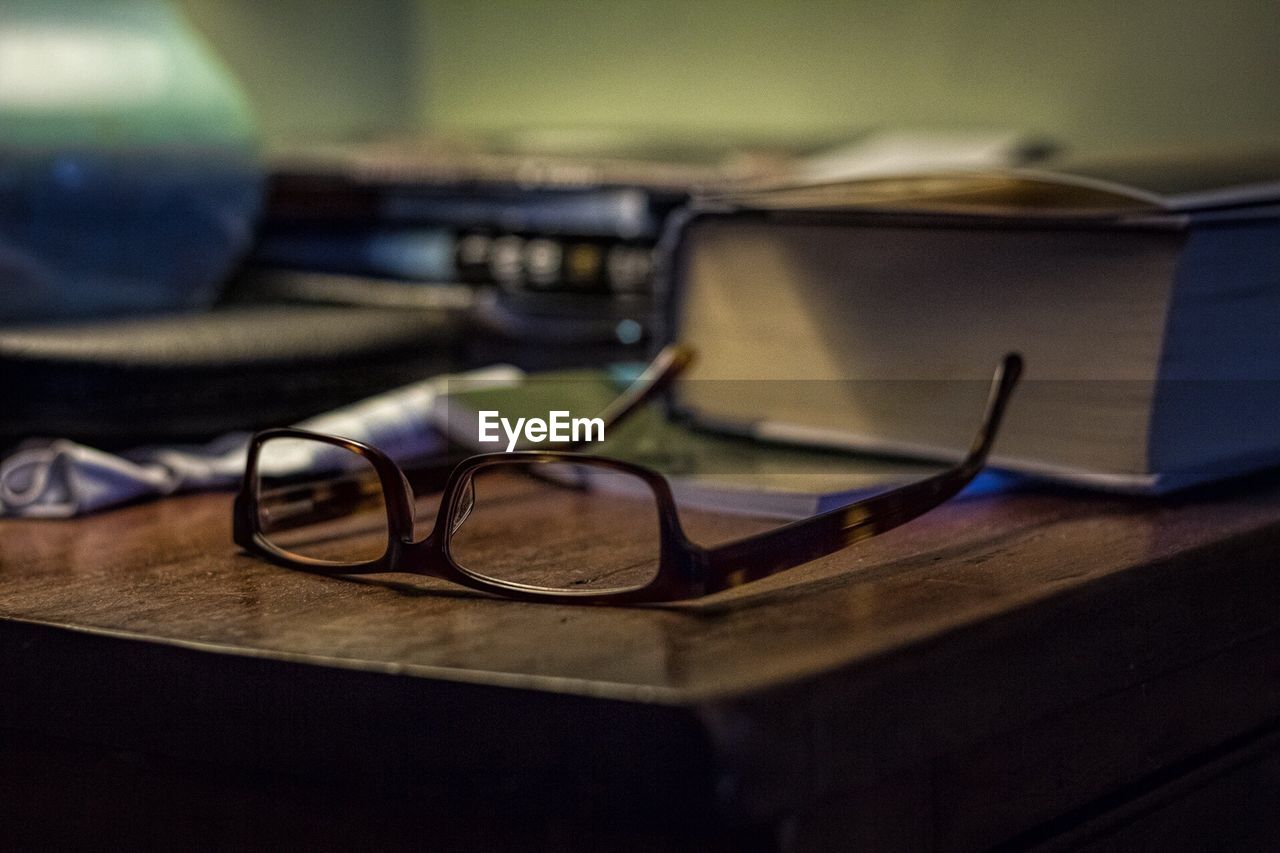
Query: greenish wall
[
  {"left": 416, "top": 0, "right": 1280, "bottom": 149},
  {"left": 180, "top": 0, "right": 418, "bottom": 144},
  {"left": 182, "top": 0, "right": 1280, "bottom": 151}
]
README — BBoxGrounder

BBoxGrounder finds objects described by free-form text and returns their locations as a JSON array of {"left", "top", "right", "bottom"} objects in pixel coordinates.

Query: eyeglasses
[{"left": 234, "top": 345, "right": 1021, "bottom": 604}]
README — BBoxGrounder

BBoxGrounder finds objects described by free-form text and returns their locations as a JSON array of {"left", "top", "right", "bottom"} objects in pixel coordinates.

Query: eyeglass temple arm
[
  {"left": 506, "top": 342, "right": 695, "bottom": 452},
  {"left": 700, "top": 353, "right": 1023, "bottom": 593}
]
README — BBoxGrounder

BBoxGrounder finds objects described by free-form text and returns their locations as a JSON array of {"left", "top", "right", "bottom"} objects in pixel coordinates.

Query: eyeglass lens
[
  {"left": 255, "top": 436, "right": 389, "bottom": 564},
  {"left": 448, "top": 460, "right": 662, "bottom": 593}
]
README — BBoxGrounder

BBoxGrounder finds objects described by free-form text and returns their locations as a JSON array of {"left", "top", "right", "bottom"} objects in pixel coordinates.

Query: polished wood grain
[
  {"left": 3, "top": 474, "right": 1280, "bottom": 850},
  {"left": 2, "top": 480, "right": 1277, "bottom": 698}
]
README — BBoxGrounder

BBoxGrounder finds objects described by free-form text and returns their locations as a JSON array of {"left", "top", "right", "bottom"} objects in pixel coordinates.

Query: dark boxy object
[{"left": 0, "top": 306, "right": 465, "bottom": 450}]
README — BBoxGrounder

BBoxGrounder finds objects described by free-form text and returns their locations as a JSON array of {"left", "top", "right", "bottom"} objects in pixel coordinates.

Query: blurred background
[
  {"left": 181, "top": 0, "right": 1280, "bottom": 150},
  {"left": 3, "top": 0, "right": 1279, "bottom": 454}
]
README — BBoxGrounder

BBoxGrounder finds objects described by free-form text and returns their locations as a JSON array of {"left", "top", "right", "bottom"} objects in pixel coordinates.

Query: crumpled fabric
[{"left": 0, "top": 365, "right": 521, "bottom": 518}]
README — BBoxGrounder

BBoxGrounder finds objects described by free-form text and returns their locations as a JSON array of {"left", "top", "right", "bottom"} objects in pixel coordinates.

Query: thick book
[{"left": 660, "top": 149, "right": 1280, "bottom": 492}]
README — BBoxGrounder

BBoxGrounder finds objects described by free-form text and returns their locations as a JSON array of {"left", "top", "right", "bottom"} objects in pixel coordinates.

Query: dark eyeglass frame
[{"left": 234, "top": 345, "right": 1021, "bottom": 604}]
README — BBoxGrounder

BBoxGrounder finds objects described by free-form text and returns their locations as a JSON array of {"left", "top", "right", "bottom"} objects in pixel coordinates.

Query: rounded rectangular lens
[
  {"left": 255, "top": 437, "right": 389, "bottom": 565},
  {"left": 448, "top": 460, "right": 661, "bottom": 593}
]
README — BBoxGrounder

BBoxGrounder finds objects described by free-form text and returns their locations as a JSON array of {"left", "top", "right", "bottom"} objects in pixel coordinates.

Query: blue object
[
  {"left": 256, "top": 229, "right": 458, "bottom": 281},
  {"left": 0, "top": 0, "right": 262, "bottom": 322}
]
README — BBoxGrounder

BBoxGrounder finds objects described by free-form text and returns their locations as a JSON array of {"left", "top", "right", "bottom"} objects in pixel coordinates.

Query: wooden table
[{"left": 2, "top": 476, "right": 1279, "bottom": 851}]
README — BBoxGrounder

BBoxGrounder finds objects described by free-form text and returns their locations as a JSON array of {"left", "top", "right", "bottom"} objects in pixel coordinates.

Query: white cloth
[{"left": 0, "top": 366, "right": 521, "bottom": 518}]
